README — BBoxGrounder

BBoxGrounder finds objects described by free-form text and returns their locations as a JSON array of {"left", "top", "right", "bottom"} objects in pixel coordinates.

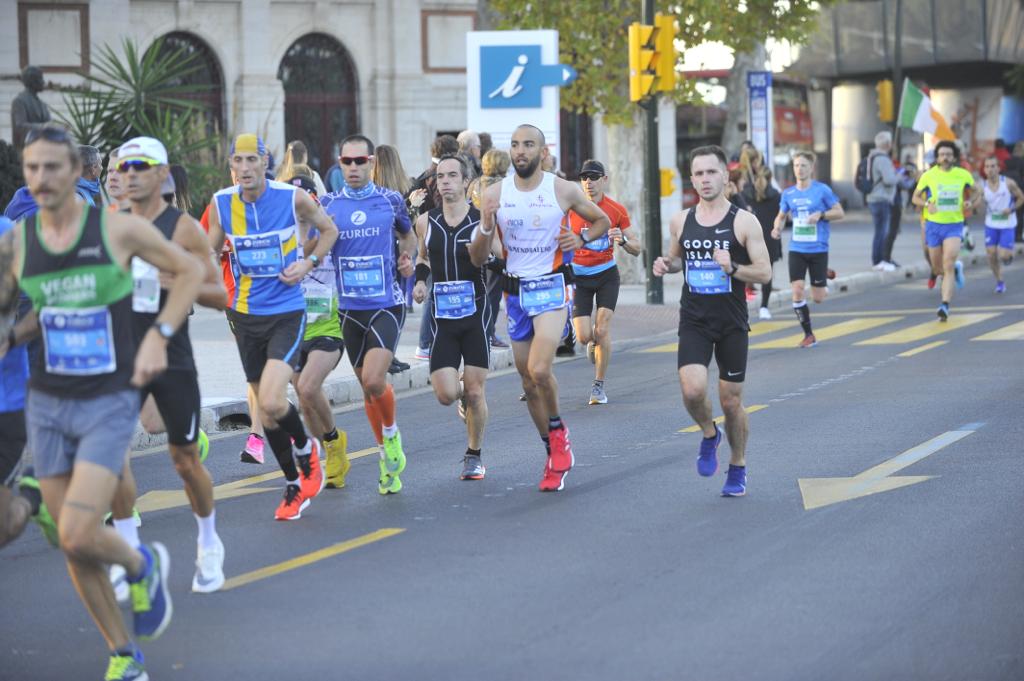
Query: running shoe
[
  {"left": 995, "top": 281, "right": 1006, "bottom": 294},
  {"left": 758, "top": 307, "right": 772, "bottom": 320},
  {"left": 937, "top": 303, "right": 949, "bottom": 322},
  {"left": 274, "top": 484, "right": 308, "bottom": 520},
  {"left": 927, "top": 275, "right": 937, "bottom": 290},
  {"left": 324, "top": 432, "right": 350, "bottom": 489},
  {"left": 519, "top": 392, "right": 527, "bottom": 401},
  {"left": 388, "top": 359, "right": 410, "bottom": 374},
  {"left": 378, "top": 456, "right": 403, "bottom": 495},
  {"left": 827, "top": 268, "right": 838, "bottom": 279},
  {"left": 197, "top": 428, "right": 209, "bottom": 464},
  {"left": 296, "top": 439, "right": 325, "bottom": 500},
  {"left": 798, "top": 334, "right": 817, "bottom": 348},
  {"left": 17, "top": 469, "right": 57, "bottom": 547},
  {"left": 489, "top": 335, "right": 509, "bottom": 348},
  {"left": 240, "top": 433, "right": 264, "bottom": 464},
  {"left": 110, "top": 564, "right": 130, "bottom": 604},
  {"left": 589, "top": 383, "right": 608, "bottom": 405},
  {"left": 721, "top": 465, "right": 747, "bottom": 497},
  {"left": 130, "top": 542, "right": 172, "bottom": 641},
  {"left": 954, "top": 260, "right": 965, "bottom": 289},
  {"left": 460, "top": 454, "right": 486, "bottom": 480},
  {"left": 538, "top": 458, "right": 567, "bottom": 492},
  {"left": 547, "top": 426, "right": 574, "bottom": 473},
  {"left": 586, "top": 341, "right": 596, "bottom": 364},
  {"left": 414, "top": 347, "right": 431, "bottom": 360},
  {"left": 382, "top": 429, "right": 406, "bottom": 477},
  {"left": 191, "top": 536, "right": 225, "bottom": 594},
  {"left": 744, "top": 284, "right": 756, "bottom": 302},
  {"left": 104, "top": 649, "right": 147, "bottom": 681},
  {"left": 555, "top": 341, "right": 575, "bottom": 357},
  {"left": 697, "top": 425, "right": 721, "bottom": 477},
  {"left": 1001, "top": 255, "right": 1013, "bottom": 266}
]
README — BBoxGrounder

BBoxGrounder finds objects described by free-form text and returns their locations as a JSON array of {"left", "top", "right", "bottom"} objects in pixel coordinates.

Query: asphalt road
[{"left": 3, "top": 264, "right": 1023, "bottom": 680}]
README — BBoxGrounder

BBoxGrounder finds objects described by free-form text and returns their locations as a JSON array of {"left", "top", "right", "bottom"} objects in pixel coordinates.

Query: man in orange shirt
[{"left": 567, "top": 160, "right": 640, "bottom": 405}]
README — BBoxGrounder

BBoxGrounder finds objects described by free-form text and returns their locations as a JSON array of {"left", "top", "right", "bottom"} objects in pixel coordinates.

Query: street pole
[
  {"left": 892, "top": 0, "right": 903, "bottom": 152},
  {"left": 642, "top": 0, "right": 663, "bottom": 304}
]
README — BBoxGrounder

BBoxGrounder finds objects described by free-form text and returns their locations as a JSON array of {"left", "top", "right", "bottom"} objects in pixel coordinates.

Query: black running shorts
[
  {"left": 788, "top": 251, "right": 829, "bottom": 288},
  {"left": 677, "top": 323, "right": 749, "bottom": 383},
  {"left": 0, "top": 410, "right": 26, "bottom": 486},
  {"left": 340, "top": 306, "right": 405, "bottom": 369},
  {"left": 573, "top": 266, "right": 621, "bottom": 318},
  {"left": 429, "top": 306, "right": 491, "bottom": 373},
  {"left": 226, "top": 309, "right": 306, "bottom": 383},
  {"left": 141, "top": 369, "right": 202, "bottom": 446},
  {"left": 297, "top": 335, "right": 344, "bottom": 373}
]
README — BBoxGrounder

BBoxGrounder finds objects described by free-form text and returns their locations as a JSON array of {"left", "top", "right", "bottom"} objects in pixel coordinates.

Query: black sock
[
  {"left": 542, "top": 435, "right": 550, "bottom": 455},
  {"left": 548, "top": 416, "right": 563, "bottom": 431},
  {"left": 593, "top": 379, "right": 604, "bottom": 388},
  {"left": 761, "top": 280, "right": 773, "bottom": 308},
  {"left": 264, "top": 425, "right": 300, "bottom": 481},
  {"left": 466, "top": 447, "right": 481, "bottom": 458},
  {"left": 793, "top": 302, "right": 812, "bottom": 335},
  {"left": 277, "top": 404, "right": 308, "bottom": 450},
  {"left": 17, "top": 484, "right": 41, "bottom": 516},
  {"left": 942, "top": 300, "right": 949, "bottom": 306},
  {"left": 323, "top": 428, "right": 339, "bottom": 442}
]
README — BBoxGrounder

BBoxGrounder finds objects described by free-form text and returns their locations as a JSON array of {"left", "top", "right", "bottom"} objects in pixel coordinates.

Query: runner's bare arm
[
  {"left": 279, "top": 191, "right": 337, "bottom": 286},
  {"left": 911, "top": 185, "right": 931, "bottom": 209},
  {"left": 205, "top": 198, "right": 225, "bottom": 252},
  {"left": 556, "top": 179, "right": 611, "bottom": 250},
  {"left": 653, "top": 211, "right": 686, "bottom": 276},
  {"left": 173, "top": 214, "right": 227, "bottom": 310},
  {"left": 771, "top": 208, "right": 789, "bottom": 239},
  {"left": 0, "top": 230, "right": 38, "bottom": 355},
  {"left": 1008, "top": 178, "right": 1024, "bottom": 213},
  {"left": 823, "top": 201, "right": 844, "bottom": 222},
  {"left": 716, "top": 211, "right": 772, "bottom": 284},
  {"left": 396, "top": 223, "right": 417, "bottom": 278},
  {"left": 471, "top": 183, "right": 502, "bottom": 267}
]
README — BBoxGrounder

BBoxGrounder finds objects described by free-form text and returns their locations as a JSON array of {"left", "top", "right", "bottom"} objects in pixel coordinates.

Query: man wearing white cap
[{"left": 106, "top": 136, "right": 230, "bottom": 593}]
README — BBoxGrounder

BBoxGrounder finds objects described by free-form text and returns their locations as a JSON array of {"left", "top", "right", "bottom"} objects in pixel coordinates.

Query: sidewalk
[{"left": 137, "top": 209, "right": 1018, "bottom": 449}]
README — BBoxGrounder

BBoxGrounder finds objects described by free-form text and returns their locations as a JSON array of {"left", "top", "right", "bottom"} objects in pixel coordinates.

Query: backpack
[{"left": 855, "top": 154, "right": 876, "bottom": 194}]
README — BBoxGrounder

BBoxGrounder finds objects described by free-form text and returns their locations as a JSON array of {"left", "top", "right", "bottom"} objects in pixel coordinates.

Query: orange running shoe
[
  {"left": 547, "top": 426, "right": 575, "bottom": 473},
  {"left": 274, "top": 484, "right": 308, "bottom": 521},
  {"left": 297, "top": 438, "right": 325, "bottom": 500},
  {"left": 538, "top": 458, "right": 568, "bottom": 492}
]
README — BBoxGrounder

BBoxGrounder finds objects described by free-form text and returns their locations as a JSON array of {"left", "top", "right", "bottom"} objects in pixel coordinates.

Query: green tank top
[{"left": 19, "top": 206, "right": 136, "bottom": 397}]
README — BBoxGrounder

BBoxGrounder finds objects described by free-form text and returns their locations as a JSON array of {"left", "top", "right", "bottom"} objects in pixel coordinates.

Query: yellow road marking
[
  {"left": 678, "top": 404, "right": 768, "bottom": 433},
  {"left": 641, "top": 341, "right": 677, "bottom": 353},
  {"left": 812, "top": 304, "right": 1023, "bottom": 317},
  {"left": 222, "top": 528, "right": 406, "bottom": 591},
  {"left": 855, "top": 313, "right": 999, "bottom": 345},
  {"left": 136, "top": 446, "right": 379, "bottom": 513},
  {"left": 971, "top": 320, "right": 1024, "bottom": 341},
  {"left": 897, "top": 340, "right": 948, "bottom": 357},
  {"left": 751, "top": 317, "right": 903, "bottom": 349},
  {"left": 749, "top": 321, "right": 799, "bottom": 337}
]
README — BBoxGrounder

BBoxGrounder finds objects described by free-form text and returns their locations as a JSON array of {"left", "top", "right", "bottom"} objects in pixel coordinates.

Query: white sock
[
  {"left": 113, "top": 518, "right": 140, "bottom": 548},
  {"left": 194, "top": 510, "right": 218, "bottom": 549},
  {"left": 382, "top": 423, "right": 398, "bottom": 439}
]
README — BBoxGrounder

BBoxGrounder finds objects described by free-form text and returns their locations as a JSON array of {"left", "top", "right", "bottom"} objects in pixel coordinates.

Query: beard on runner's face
[{"left": 514, "top": 155, "right": 540, "bottom": 178}]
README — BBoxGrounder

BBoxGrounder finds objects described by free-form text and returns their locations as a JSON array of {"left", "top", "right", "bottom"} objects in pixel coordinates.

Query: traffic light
[
  {"left": 654, "top": 14, "right": 678, "bottom": 93},
  {"left": 876, "top": 79, "right": 894, "bottom": 122},
  {"left": 628, "top": 23, "right": 657, "bottom": 102},
  {"left": 659, "top": 168, "right": 676, "bottom": 197}
]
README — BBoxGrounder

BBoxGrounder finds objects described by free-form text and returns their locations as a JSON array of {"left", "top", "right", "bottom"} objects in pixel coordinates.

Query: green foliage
[
  {"left": 488, "top": 0, "right": 833, "bottom": 125},
  {"left": 0, "top": 140, "right": 24, "bottom": 210},
  {"left": 1007, "top": 65, "right": 1024, "bottom": 99}
]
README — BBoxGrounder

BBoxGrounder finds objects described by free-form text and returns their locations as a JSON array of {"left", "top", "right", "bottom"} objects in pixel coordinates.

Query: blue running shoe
[
  {"left": 130, "top": 542, "right": 173, "bottom": 641},
  {"left": 937, "top": 303, "right": 949, "bottom": 322},
  {"left": 721, "top": 465, "right": 747, "bottom": 497},
  {"left": 104, "top": 648, "right": 147, "bottom": 681},
  {"left": 954, "top": 260, "right": 964, "bottom": 289},
  {"left": 697, "top": 426, "right": 721, "bottom": 477}
]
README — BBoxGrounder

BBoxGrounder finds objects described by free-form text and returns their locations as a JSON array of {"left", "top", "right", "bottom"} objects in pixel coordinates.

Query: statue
[{"left": 11, "top": 65, "right": 51, "bottom": 151}]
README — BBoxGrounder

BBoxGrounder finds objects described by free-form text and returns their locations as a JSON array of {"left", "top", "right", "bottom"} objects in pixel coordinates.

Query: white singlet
[
  {"left": 984, "top": 176, "right": 1017, "bottom": 229},
  {"left": 496, "top": 172, "right": 567, "bottom": 277}
]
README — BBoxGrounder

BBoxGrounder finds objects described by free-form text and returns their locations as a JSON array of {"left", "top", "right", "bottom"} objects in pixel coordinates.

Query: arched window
[
  {"left": 278, "top": 33, "right": 359, "bottom": 175},
  {"left": 150, "top": 32, "right": 224, "bottom": 130}
]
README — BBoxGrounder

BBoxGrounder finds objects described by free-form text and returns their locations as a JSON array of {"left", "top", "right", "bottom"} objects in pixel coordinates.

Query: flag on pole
[{"left": 898, "top": 79, "right": 955, "bottom": 141}]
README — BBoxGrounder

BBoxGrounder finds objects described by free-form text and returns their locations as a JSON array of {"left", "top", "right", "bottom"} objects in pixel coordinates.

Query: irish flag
[{"left": 898, "top": 79, "right": 955, "bottom": 141}]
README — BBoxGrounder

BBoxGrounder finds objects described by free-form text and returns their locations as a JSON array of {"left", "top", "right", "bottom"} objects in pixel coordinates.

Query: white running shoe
[
  {"left": 191, "top": 537, "right": 225, "bottom": 593},
  {"left": 110, "top": 564, "right": 130, "bottom": 604},
  {"left": 758, "top": 307, "right": 772, "bottom": 320}
]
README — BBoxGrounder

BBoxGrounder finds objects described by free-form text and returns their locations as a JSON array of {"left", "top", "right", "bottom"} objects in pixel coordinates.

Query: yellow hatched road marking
[
  {"left": 855, "top": 313, "right": 999, "bottom": 345},
  {"left": 897, "top": 340, "right": 948, "bottom": 357},
  {"left": 678, "top": 405, "right": 768, "bottom": 433},
  {"left": 751, "top": 317, "right": 903, "bottom": 349},
  {"left": 641, "top": 341, "right": 678, "bottom": 353},
  {"left": 971, "top": 320, "right": 1024, "bottom": 341},
  {"left": 222, "top": 528, "right": 406, "bottom": 591}
]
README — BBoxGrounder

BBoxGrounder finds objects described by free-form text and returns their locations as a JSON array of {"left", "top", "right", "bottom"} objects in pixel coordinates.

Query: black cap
[{"left": 579, "top": 159, "right": 606, "bottom": 176}]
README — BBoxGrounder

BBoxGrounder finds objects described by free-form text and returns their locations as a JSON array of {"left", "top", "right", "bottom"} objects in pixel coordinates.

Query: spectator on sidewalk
[
  {"left": 866, "top": 131, "right": 898, "bottom": 270},
  {"left": 413, "top": 134, "right": 460, "bottom": 216},
  {"left": 277, "top": 140, "right": 327, "bottom": 195},
  {"left": 739, "top": 149, "right": 782, "bottom": 319},
  {"left": 457, "top": 129, "right": 483, "bottom": 179},
  {"left": 883, "top": 156, "right": 918, "bottom": 267}
]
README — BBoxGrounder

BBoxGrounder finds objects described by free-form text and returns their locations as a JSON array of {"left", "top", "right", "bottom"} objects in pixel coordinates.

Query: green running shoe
[
  {"left": 18, "top": 471, "right": 58, "bottom": 548},
  {"left": 197, "top": 428, "right": 209, "bottom": 463},
  {"left": 104, "top": 650, "right": 147, "bottom": 680},
  {"left": 378, "top": 457, "right": 402, "bottom": 495},
  {"left": 382, "top": 430, "right": 406, "bottom": 476}
]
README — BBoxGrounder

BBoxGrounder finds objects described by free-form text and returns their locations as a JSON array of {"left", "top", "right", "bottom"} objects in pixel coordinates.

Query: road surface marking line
[
  {"left": 971, "top": 320, "right": 1024, "bottom": 341},
  {"left": 749, "top": 321, "right": 800, "bottom": 337},
  {"left": 751, "top": 317, "right": 903, "bottom": 349},
  {"left": 222, "top": 528, "right": 406, "bottom": 591},
  {"left": 897, "top": 340, "right": 948, "bottom": 357},
  {"left": 678, "top": 404, "right": 768, "bottom": 433},
  {"left": 855, "top": 313, "right": 999, "bottom": 345},
  {"left": 812, "top": 304, "right": 1024, "bottom": 318},
  {"left": 641, "top": 341, "right": 677, "bottom": 353}
]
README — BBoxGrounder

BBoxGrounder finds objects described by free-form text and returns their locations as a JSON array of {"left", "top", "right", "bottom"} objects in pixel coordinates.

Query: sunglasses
[
  {"left": 579, "top": 173, "right": 603, "bottom": 181},
  {"left": 24, "top": 126, "right": 72, "bottom": 145},
  {"left": 340, "top": 155, "right": 373, "bottom": 166},
  {"left": 117, "top": 159, "right": 159, "bottom": 172}
]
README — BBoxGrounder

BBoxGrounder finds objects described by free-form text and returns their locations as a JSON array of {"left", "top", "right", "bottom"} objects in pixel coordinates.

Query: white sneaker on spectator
[{"left": 758, "top": 307, "right": 772, "bottom": 320}]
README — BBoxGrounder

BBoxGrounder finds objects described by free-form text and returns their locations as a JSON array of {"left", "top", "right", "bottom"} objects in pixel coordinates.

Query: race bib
[
  {"left": 936, "top": 188, "right": 960, "bottom": 213},
  {"left": 686, "top": 259, "right": 730, "bottom": 295},
  {"left": 792, "top": 213, "right": 818, "bottom": 242},
  {"left": 302, "top": 279, "right": 333, "bottom": 321},
  {"left": 582, "top": 234, "right": 611, "bottom": 251},
  {"left": 339, "top": 255, "right": 386, "bottom": 298},
  {"left": 131, "top": 257, "right": 160, "bottom": 313},
  {"left": 519, "top": 272, "right": 566, "bottom": 316},
  {"left": 40, "top": 306, "right": 116, "bottom": 376},
  {"left": 434, "top": 280, "right": 477, "bottom": 319},
  {"left": 234, "top": 234, "right": 283, "bottom": 277},
  {"left": 988, "top": 210, "right": 1010, "bottom": 225}
]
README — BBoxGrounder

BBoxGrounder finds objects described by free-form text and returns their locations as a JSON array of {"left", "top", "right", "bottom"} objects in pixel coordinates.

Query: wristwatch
[
  {"left": 308, "top": 254, "right": 320, "bottom": 267},
  {"left": 153, "top": 322, "right": 175, "bottom": 340}
]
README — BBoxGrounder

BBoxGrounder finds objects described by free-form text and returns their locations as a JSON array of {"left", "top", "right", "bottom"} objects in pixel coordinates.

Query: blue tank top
[
  {"left": 214, "top": 181, "right": 304, "bottom": 315},
  {"left": 323, "top": 183, "right": 412, "bottom": 311},
  {"left": 1, "top": 216, "right": 28, "bottom": 412}
]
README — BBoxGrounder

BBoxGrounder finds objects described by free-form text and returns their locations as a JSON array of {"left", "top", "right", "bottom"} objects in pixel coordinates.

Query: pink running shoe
[
  {"left": 547, "top": 426, "right": 575, "bottom": 473},
  {"left": 240, "top": 433, "right": 265, "bottom": 464}
]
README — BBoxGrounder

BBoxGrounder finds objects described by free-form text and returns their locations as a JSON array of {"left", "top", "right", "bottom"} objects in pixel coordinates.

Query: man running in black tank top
[
  {"left": 413, "top": 155, "right": 502, "bottom": 480},
  {"left": 653, "top": 145, "right": 772, "bottom": 497}
]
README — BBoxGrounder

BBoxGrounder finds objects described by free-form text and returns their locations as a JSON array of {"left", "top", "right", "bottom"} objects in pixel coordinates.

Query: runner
[
  {"left": 2, "top": 125, "right": 201, "bottom": 680},
  {"left": 973, "top": 155, "right": 1022, "bottom": 293},
  {"left": 412, "top": 154, "right": 498, "bottom": 480},
  {"left": 323, "top": 134, "right": 414, "bottom": 495},
  {"left": 653, "top": 145, "right": 772, "bottom": 497},
  {"left": 104, "top": 148, "right": 127, "bottom": 211},
  {"left": 206, "top": 133, "right": 339, "bottom": 520},
  {"left": 771, "top": 151, "right": 844, "bottom": 347},
  {"left": 567, "top": 159, "right": 639, "bottom": 405},
  {"left": 912, "top": 141, "right": 978, "bottom": 321},
  {"left": 480, "top": 124, "right": 611, "bottom": 492},
  {"left": 106, "top": 137, "right": 227, "bottom": 595}
]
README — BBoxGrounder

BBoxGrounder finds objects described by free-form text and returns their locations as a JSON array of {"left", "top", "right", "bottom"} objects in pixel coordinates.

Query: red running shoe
[
  {"left": 274, "top": 484, "right": 308, "bottom": 521},
  {"left": 927, "top": 275, "right": 937, "bottom": 290},
  {"left": 297, "top": 438, "right": 325, "bottom": 501},
  {"left": 547, "top": 426, "right": 574, "bottom": 473},
  {"left": 539, "top": 458, "right": 568, "bottom": 492}
]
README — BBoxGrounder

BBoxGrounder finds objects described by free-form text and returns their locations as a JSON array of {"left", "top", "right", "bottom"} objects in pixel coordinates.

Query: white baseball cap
[{"left": 118, "top": 136, "right": 168, "bottom": 165}]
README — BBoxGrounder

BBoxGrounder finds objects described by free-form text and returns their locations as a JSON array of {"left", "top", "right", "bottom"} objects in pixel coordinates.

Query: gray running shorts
[{"left": 27, "top": 389, "right": 140, "bottom": 478}]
